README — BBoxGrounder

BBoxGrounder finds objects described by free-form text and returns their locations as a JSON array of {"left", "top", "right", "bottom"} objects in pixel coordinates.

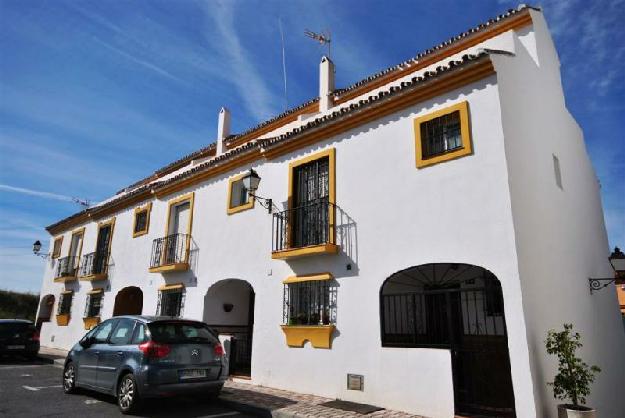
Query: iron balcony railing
[
  {"left": 150, "top": 233, "right": 190, "bottom": 268},
  {"left": 54, "top": 256, "right": 79, "bottom": 279},
  {"left": 79, "top": 251, "right": 109, "bottom": 278},
  {"left": 272, "top": 200, "right": 336, "bottom": 252}
]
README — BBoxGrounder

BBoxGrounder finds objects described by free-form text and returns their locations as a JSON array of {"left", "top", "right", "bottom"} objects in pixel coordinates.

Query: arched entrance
[
  {"left": 203, "top": 279, "right": 255, "bottom": 378},
  {"left": 380, "top": 263, "right": 515, "bottom": 416},
  {"left": 36, "top": 294, "right": 55, "bottom": 331},
  {"left": 113, "top": 286, "right": 143, "bottom": 316}
]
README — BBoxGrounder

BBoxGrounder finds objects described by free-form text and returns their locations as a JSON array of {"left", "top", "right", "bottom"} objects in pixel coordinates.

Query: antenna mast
[
  {"left": 304, "top": 29, "right": 331, "bottom": 59},
  {"left": 279, "top": 17, "right": 288, "bottom": 111}
]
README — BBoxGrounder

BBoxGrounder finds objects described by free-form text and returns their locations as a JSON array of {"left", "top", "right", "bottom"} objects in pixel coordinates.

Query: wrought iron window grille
[
  {"left": 283, "top": 281, "right": 337, "bottom": 326},
  {"left": 57, "top": 293, "right": 73, "bottom": 315},
  {"left": 157, "top": 289, "right": 185, "bottom": 317},
  {"left": 84, "top": 294, "right": 103, "bottom": 318}
]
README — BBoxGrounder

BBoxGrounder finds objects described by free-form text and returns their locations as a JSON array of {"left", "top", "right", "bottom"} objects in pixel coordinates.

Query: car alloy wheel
[
  {"left": 63, "top": 363, "right": 76, "bottom": 394},
  {"left": 118, "top": 374, "right": 137, "bottom": 413}
]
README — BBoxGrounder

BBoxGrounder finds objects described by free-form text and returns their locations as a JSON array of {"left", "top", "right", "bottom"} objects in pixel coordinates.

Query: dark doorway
[
  {"left": 380, "top": 263, "right": 515, "bottom": 416},
  {"left": 292, "top": 155, "right": 330, "bottom": 247},
  {"left": 36, "top": 294, "right": 55, "bottom": 332},
  {"left": 113, "top": 287, "right": 143, "bottom": 316},
  {"left": 203, "top": 279, "right": 255, "bottom": 378}
]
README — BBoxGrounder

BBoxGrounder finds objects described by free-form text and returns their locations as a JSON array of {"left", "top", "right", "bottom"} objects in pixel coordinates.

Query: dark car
[
  {"left": 62, "top": 316, "right": 227, "bottom": 414},
  {"left": 0, "top": 319, "right": 40, "bottom": 358}
]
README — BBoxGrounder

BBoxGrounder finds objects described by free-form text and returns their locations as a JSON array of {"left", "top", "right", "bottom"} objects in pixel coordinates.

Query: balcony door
[
  {"left": 292, "top": 156, "right": 329, "bottom": 247},
  {"left": 68, "top": 231, "right": 83, "bottom": 271},
  {"left": 166, "top": 201, "right": 190, "bottom": 264},
  {"left": 95, "top": 224, "right": 112, "bottom": 273}
]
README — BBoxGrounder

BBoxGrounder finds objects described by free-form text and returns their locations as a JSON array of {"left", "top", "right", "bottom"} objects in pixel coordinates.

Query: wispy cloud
[
  {"left": 0, "top": 184, "right": 77, "bottom": 203},
  {"left": 200, "top": 1, "right": 280, "bottom": 121}
]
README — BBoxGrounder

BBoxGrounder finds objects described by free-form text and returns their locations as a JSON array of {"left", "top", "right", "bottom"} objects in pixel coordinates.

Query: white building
[{"left": 35, "top": 5, "right": 625, "bottom": 418}]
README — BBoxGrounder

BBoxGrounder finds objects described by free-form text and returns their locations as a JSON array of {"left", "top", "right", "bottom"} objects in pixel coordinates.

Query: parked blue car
[{"left": 62, "top": 316, "right": 227, "bottom": 413}]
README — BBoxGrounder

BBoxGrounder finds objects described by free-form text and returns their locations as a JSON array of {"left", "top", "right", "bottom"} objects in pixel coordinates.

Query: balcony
[
  {"left": 78, "top": 251, "right": 109, "bottom": 281},
  {"left": 53, "top": 256, "right": 79, "bottom": 282},
  {"left": 149, "top": 233, "right": 191, "bottom": 273},
  {"left": 272, "top": 201, "right": 339, "bottom": 260}
]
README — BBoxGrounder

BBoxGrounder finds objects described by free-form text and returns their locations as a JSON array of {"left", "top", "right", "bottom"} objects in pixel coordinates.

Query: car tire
[
  {"left": 62, "top": 362, "right": 77, "bottom": 394},
  {"left": 117, "top": 373, "right": 141, "bottom": 414}
]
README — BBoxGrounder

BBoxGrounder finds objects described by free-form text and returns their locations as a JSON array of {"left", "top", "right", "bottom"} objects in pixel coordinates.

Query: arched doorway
[
  {"left": 113, "top": 286, "right": 143, "bottom": 316},
  {"left": 36, "top": 294, "right": 55, "bottom": 331},
  {"left": 203, "top": 279, "right": 255, "bottom": 378},
  {"left": 380, "top": 263, "right": 515, "bottom": 417}
]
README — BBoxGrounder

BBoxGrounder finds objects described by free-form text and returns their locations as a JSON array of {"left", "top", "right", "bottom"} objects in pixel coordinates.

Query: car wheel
[
  {"left": 117, "top": 373, "right": 141, "bottom": 414},
  {"left": 62, "top": 362, "right": 77, "bottom": 394}
]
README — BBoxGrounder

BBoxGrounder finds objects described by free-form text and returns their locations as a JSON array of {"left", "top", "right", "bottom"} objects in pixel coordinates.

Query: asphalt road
[{"left": 0, "top": 355, "right": 254, "bottom": 418}]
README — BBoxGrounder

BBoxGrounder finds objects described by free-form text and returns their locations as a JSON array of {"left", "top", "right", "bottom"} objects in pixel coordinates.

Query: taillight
[
  {"left": 32, "top": 332, "right": 40, "bottom": 342},
  {"left": 139, "top": 341, "right": 171, "bottom": 359},
  {"left": 214, "top": 343, "right": 224, "bottom": 357}
]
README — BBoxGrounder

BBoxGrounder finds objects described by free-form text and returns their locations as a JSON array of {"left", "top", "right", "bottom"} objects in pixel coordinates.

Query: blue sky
[{"left": 1, "top": 0, "right": 623, "bottom": 293}]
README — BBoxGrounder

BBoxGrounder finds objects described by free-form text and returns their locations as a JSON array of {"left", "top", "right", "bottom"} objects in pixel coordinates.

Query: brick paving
[{"left": 221, "top": 381, "right": 426, "bottom": 418}]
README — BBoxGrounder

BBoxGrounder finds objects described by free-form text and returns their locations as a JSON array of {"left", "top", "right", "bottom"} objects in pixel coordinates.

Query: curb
[{"left": 218, "top": 398, "right": 273, "bottom": 417}]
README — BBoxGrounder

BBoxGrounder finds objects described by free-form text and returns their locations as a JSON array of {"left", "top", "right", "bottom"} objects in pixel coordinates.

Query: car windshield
[
  {"left": 0, "top": 322, "right": 33, "bottom": 337},
  {"left": 148, "top": 321, "right": 216, "bottom": 344}
]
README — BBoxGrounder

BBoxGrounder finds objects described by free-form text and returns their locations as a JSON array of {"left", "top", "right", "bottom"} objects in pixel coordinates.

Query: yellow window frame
[
  {"left": 414, "top": 100, "right": 472, "bottom": 168},
  {"left": 287, "top": 148, "right": 336, "bottom": 246},
  {"left": 52, "top": 236, "right": 63, "bottom": 259},
  {"left": 163, "top": 192, "right": 194, "bottom": 264},
  {"left": 226, "top": 173, "right": 255, "bottom": 215},
  {"left": 132, "top": 202, "right": 153, "bottom": 238}
]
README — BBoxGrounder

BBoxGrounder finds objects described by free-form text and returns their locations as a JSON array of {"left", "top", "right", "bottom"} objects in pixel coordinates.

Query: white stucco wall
[{"left": 493, "top": 10, "right": 625, "bottom": 418}]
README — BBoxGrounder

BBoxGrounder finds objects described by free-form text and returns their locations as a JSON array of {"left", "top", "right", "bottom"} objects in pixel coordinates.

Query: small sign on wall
[{"left": 347, "top": 374, "right": 364, "bottom": 391}]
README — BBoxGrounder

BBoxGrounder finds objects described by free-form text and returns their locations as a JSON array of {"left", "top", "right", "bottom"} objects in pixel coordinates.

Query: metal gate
[{"left": 380, "top": 264, "right": 515, "bottom": 416}]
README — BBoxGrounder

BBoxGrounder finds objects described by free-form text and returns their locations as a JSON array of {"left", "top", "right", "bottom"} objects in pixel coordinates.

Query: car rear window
[
  {"left": 0, "top": 322, "right": 34, "bottom": 337},
  {"left": 148, "top": 321, "right": 217, "bottom": 344}
]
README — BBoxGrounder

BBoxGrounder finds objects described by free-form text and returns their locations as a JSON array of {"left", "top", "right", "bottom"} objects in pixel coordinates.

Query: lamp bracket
[
  {"left": 588, "top": 278, "right": 616, "bottom": 294},
  {"left": 249, "top": 192, "right": 279, "bottom": 214}
]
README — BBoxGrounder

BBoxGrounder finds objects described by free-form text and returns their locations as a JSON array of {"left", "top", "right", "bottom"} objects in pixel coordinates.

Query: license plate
[
  {"left": 179, "top": 369, "right": 207, "bottom": 380},
  {"left": 7, "top": 345, "right": 25, "bottom": 349}
]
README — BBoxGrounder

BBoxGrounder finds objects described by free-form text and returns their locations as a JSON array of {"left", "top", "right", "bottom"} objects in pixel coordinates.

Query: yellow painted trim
[
  {"left": 53, "top": 276, "right": 77, "bottom": 283},
  {"left": 52, "top": 236, "right": 63, "bottom": 259},
  {"left": 162, "top": 192, "right": 194, "bottom": 266},
  {"left": 83, "top": 316, "right": 100, "bottom": 330},
  {"left": 272, "top": 243, "right": 339, "bottom": 260},
  {"left": 132, "top": 202, "right": 152, "bottom": 238},
  {"left": 61, "top": 290, "right": 74, "bottom": 295},
  {"left": 158, "top": 282, "right": 184, "bottom": 291},
  {"left": 79, "top": 273, "right": 108, "bottom": 281},
  {"left": 283, "top": 272, "right": 333, "bottom": 284},
  {"left": 286, "top": 148, "right": 336, "bottom": 251},
  {"left": 280, "top": 325, "right": 335, "bottom": 349},
  {"left": 414, "top": 100, "right": 472, "bottom": 168},
  {"left": 226, "top": 172, "right": 255, "bottom": 215},
  {"left": 149, "top": 263, "right": 189, "bottom": 274},
  {"left": 56, "top": 314, "right": 71, "bottom": 326},
  {"left": 87, "top": 288, "right": 104, "bottom": 295}
]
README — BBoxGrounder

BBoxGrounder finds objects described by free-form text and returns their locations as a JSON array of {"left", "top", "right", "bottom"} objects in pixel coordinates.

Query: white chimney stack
[
  {"left": 216, "top": 107, "right": 231, "bottom": 155},
  {"left": 319, "top": 56, "right": 335, "bottom": 112}
]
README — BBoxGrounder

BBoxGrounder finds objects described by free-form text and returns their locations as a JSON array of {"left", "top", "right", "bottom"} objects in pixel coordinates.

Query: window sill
[
  {"left": 272, "top": 243, "right": 339, "bottom": 260},
  {"left": 133, "top": 230, "right": 148, "bottom": 238},
  {"left": 56, "top": 314, "right": 70, "bottom": 326},
  {"left": 53, "top": 275, "right": 77, "bottom": 283},
  {"left": 416, "top": 145, "right": 472, "bottom": 168},
  {"left": 227, "top": 200, "right": 254, "bottom": 215},
  {"left": 79, "top": 273, "right": 108, "bottom": 281},
  {"left": 83, "top": 317, "right": 100, "bottom": 330},
  {"left": 280, "top": 325, "right": 335, "bottom": 349},
  {"left": 149, "top": 263, "right": 189, "bottom": 273}
]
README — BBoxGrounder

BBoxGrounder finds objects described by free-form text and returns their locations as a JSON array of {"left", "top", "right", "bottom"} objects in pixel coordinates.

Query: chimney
[
  {"left": 216, "top": 107, "right": 231, "bottom": 155},
  {"left": 319, "top": 56, "right": 335, "bottom": 112}
]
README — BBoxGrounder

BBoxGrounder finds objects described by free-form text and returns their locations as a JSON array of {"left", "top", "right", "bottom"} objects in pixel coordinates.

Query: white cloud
[{"left": 0, "top": 184, "right": 77, "bottom": 203}]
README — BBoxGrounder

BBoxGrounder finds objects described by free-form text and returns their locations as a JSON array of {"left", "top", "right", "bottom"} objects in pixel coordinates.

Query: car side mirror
[{"left": 80, "top": 336, "right": 94, "bottom": 348}]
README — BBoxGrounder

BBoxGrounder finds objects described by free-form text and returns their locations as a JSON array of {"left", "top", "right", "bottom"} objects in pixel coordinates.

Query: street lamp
[
  {"left": 241, "top": 168, "right": 277, "bottom": 214},
  {"left": 33, "top": 240, "right": 49, "bottom": 259},
  {"left": 589, "top": 247, "right": 625, "bottom": 294}
]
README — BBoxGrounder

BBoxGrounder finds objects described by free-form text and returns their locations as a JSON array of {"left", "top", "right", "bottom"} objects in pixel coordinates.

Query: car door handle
[{"left": 116, "top": 351, "right": 124, "bottom": 356}]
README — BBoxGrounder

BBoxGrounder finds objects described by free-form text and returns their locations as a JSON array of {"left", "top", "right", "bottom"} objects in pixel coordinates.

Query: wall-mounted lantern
[
  {"left": 241, "top": 168, "right": 278, "bottom": 214},
  {"left": 589, "top": 247, "right": 625, "bottom": 294},
  {"left": 32, "top": 240, "right": 49, "bottom": 259}
]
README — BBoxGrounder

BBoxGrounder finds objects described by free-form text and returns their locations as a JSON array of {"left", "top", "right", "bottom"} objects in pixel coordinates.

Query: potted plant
[{"left": 545, "top": 324, "right": 601, "bottom": 418}]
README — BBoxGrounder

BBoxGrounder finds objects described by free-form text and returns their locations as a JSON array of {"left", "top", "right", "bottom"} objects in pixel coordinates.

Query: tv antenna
[
  {"left": 72, "top": 197, "right": 91, "bottom": 208},
  {"left": 304, "top": 29, "right": 331, "bottom": 58}
]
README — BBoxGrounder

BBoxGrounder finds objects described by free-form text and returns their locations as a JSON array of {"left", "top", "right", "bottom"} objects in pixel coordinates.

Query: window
[
  {"left": 227, "top": 174, "right": 254, "bottom": 214},
  {"left": 110, "top": 319, "right": 136, "bottom": 345},
  {"left": 157, "top": 285, "right": 185, "bottom": 317},
  {"left": 148, "top": 321, "right": 216, "bottom": 343},
  {"left": 133, "top": 203, "right": 152, "bottom": 237},
  {"left": 93, "top": 320, "right": 117, "bottom": 343},
  {"left": 553, "top": 154, "right": 563, "bottom": 189},
  {"left": 57, "top": 292, "right": 73, "bottom": 315},
  {"left": 52, "top": 236, "right": 63, "bottom": 259},
  {"left": 84, "top": 290, "right": 104, "bottom": 318},
  {"left": 414, "top": 101, "right": 472, "bottom": 168},
  {"left": 131, "top": 323, "right": 148, "bottom": 344},
  {"left": 283, "top": 276, "right": 337, "bottom": 326}
]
